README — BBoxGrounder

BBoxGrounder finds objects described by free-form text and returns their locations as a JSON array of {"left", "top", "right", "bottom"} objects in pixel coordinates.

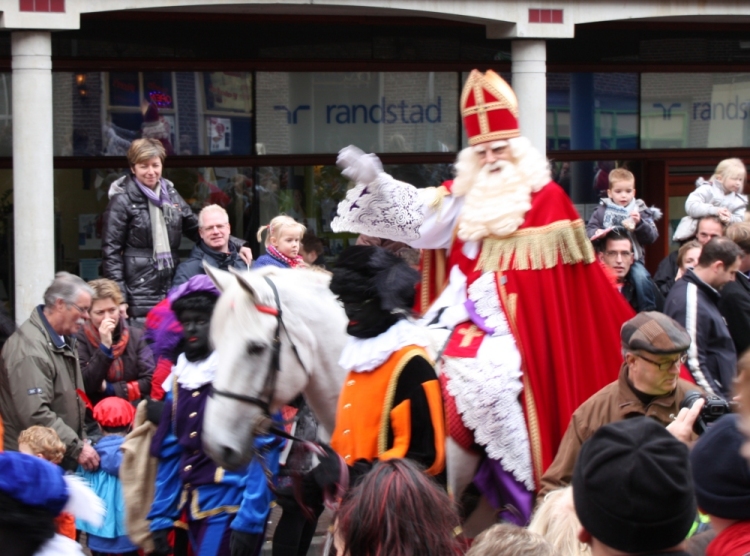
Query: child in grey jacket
[{"left": 673, "top": 158, "right": 748, "bottom": 241}]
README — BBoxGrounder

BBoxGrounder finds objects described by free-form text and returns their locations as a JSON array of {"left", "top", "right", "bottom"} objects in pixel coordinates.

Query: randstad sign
[
  {"left": 325, "top": 97, "right": 443, "bottom": 125},
  {"left": 257, "top": 72, "right": 459, "bottom": 155}
]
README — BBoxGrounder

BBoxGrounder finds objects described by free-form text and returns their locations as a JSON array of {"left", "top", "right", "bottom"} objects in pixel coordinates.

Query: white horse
[
  {"left": 202, "top": 265, "right": 495, "bottom": 535},
  {"left": 202, "top": 266, "right": 349, "bottom": 470}
]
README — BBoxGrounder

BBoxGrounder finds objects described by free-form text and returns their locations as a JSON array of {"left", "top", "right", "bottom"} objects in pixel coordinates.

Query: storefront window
[
  {"left": 43, "top": 161, "right": 454, "bottom": 287},
  {"left": 547, "top": 73, "right": 639, "bottom": 151},
  {"left": 641, "top": 73, "right": 750, "bottom": 149},
  {"left": 256, "top": 72, "right": 458, "bottom": 155},
  {"left": 52, "top": 71, "right": 254, "bottom": 156}
]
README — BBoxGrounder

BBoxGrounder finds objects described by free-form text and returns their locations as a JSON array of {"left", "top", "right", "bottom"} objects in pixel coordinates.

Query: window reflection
[
  {"left": 547, "top": 73, "right": 639, "bottom": 151},
  {"left": 641, "top": 73, "right": 750, "bottom": 149},
  {"left": 53, "top": 71, "right": 255, "bottom": 157}
]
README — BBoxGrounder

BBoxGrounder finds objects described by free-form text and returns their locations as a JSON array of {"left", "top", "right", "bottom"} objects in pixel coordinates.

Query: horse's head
[{"left": 201, "top": 265, "right": 310, "bottom": 469}]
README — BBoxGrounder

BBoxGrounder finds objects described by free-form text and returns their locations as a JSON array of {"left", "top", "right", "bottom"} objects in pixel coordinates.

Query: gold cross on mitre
[
  {"left": 457, "top": 324, "right": 484, "bottom": 347},
  {"left": 460, "top": 70, "right": 521, "bottom": 145}
]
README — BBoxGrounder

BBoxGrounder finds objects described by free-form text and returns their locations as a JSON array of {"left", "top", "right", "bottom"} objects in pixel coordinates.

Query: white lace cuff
[{"left": 331, "top": 173, "right": 426, "bottom": 242}]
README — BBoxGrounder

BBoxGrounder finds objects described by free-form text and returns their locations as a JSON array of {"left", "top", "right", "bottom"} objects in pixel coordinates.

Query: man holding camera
[{"left": 540, "top": 312, "right": 704, "bottom": 497}]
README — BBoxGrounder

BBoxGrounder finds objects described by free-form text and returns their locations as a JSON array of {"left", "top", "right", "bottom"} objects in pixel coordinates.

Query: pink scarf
[{"left": 267, "top": 245, "right": 304, "bottom": 268}]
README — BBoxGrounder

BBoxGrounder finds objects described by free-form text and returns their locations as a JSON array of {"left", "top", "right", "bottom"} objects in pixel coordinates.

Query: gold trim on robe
[{"left": 478, "top": 219, "right": 594, "bottom": 273}]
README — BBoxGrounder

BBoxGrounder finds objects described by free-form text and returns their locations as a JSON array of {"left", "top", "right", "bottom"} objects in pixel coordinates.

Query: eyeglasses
[
  {"left": 604, "top": 250, "right": 634, "bottom": 259},
  {"left": 635, "top": 352, "right": 687, "bottom": 372},
  {"left": 200, "top": 224, "right": 229, "bottom": 232},
  {"left": 68, "top": 302, "right": 90, "bottom": 315}
]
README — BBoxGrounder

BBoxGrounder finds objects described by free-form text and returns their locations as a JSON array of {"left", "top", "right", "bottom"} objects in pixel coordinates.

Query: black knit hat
[
  {"left": 573, "top": 417, "right": 696, "bottom": 553},
  {"left": 330, "top": 246, "right": 419, "bottom": 312},
  {"left": 691, "top": 414, "right": 750, "bottom": 520}
]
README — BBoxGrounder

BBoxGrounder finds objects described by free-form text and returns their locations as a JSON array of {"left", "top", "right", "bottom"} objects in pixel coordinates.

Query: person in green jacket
[{"left": 0, "top": 271, "right": 99, "bottom": 471}]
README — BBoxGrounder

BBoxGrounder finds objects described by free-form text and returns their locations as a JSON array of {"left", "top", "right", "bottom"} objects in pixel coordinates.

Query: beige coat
[
  {"left": 120, "top": 400, "right": 157, "bottom": 552},
  {"left": 0, "top": 307, "right": 86, "bottom": 462}
]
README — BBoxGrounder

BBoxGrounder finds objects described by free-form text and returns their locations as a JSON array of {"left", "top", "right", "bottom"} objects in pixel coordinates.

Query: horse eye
[{"left": 246, "top": 343, "right": 265, "bottom": 356}]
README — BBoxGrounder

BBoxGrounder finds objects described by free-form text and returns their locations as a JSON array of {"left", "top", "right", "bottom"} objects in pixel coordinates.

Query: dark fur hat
[{"left": 331, "top": 246, "right": 419, "bottom": 312}]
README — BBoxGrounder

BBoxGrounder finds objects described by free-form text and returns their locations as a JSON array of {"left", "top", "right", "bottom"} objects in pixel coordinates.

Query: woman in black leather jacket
[{"left": 102, "top": 138, "right": 250, "bottom": 318}]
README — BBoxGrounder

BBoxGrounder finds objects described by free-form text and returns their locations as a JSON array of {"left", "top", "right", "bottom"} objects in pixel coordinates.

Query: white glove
[{"left": 337, "top": 145, "right": 383, "bottom": 184}]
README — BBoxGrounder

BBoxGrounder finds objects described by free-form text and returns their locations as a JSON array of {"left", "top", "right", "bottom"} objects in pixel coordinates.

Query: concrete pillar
[
  {"left": 511, "top": 40, "right": 547, "bottom": 156},
  {"left": 12, "top": 32, "right": 54, "bottom": 323}
]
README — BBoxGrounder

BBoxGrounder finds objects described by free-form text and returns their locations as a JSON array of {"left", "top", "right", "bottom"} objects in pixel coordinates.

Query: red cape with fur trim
[{"left": 419, "top": 181, "right": 635, "bottom": 487}]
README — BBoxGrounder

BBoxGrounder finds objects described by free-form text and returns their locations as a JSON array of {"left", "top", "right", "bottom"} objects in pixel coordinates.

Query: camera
[{"left": 680, "top": 390, "right": 731, "bottom": 435}]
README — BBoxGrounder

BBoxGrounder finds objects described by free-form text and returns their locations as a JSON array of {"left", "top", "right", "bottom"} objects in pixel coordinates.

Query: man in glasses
[
  {"left": 0, "top": 272, "right": 100, "bottom": 472},
  {"left": 665, "top": 236, "right": 743, "bottom": 401},
  {"left": 172, "top": 204, "right": 249, "bottom": 287},
  {"left": 539, "top": 311, "right": 702, "bottom": 497},
  {"left": 598, "top": 228, "right": 663, "bottom": 312}
]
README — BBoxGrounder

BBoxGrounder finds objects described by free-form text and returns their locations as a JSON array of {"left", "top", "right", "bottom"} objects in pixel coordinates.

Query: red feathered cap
[
  {"left": 461, "top": 70, "right": 520, "bottom": 145},
  {"left": 93, "top": 397, "right": 136, "bottom": 428}
]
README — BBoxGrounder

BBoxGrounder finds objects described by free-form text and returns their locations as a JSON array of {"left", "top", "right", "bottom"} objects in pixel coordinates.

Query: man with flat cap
[
  {"left": 573, "top": 417, "right": 696, "bottom": 555},
  {"left": 540, "top": 311, "right": 704, "bottom": 497}
]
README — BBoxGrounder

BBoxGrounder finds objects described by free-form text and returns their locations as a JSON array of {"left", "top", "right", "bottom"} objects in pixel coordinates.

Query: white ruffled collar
[
  {"left": 338, "top": 319, "right": 430, "bottom": 373},
  {"left": 172, "top": 351, "right": 218, "bottom": 390}
]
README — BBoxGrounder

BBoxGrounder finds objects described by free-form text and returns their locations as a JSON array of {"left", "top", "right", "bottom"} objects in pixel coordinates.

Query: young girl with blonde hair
[
  {"left": 253, "top": 215, "right": 307, "bottom": 269},
  {"left": 674, "top": 158, "right": 748, "bottom": 241}
]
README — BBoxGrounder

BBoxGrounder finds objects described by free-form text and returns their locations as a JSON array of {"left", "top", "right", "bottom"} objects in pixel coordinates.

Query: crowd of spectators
[{"left": 0, "top": 150, "right": 748, "bottom": 556}]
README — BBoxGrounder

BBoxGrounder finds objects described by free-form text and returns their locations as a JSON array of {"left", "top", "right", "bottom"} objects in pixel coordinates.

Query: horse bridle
[{"left": 210, "top": 276, "right": 307, "bottom": 433}]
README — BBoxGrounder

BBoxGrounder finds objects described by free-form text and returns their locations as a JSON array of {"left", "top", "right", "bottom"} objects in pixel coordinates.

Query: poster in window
[
  {"left": 208, "top": 117, "right": 232, "bottom": 153},
  {"left": 109, "top": 72, "right": 140, "bottom": 107},
  {"left": 204, "top": 72, "right": 253, "bottom": 114}
]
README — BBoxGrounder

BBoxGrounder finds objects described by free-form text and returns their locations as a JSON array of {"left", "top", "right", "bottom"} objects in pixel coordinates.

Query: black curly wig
[{"left": 330, "top": 246, "right": 420, "bottom": 312}]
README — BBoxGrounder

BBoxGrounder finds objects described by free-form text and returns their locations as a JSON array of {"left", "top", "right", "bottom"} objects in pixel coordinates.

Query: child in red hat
[{"left": 76, "top": 397, "right": 138, "bottom": 556}]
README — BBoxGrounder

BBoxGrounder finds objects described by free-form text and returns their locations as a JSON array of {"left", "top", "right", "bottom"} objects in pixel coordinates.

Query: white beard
[{"left": 452, "top": 139, "right": 550, "bottom": 242}]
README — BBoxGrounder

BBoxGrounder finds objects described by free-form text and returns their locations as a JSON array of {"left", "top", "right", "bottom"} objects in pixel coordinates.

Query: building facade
[{"left": 2, "top": 0, "right": 750, "bottom": 319}]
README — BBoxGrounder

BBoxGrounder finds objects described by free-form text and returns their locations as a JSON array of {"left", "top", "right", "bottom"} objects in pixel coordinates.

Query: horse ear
[
  {"left": 228, "top": 267, "right": 260, "bottom": 300},
  {"left": 203, "top": 263, "right": 234, "bottom": 292}
]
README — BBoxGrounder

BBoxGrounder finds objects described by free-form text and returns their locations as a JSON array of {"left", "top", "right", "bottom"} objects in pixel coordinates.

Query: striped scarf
[{"left": 83, "top": 319, "right": 130, "bottom": 382}]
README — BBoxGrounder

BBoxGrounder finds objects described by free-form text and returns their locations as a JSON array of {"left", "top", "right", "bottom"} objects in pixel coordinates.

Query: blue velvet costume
[{"left": 148, "top": 354, "right": 282, "bottom": 556}]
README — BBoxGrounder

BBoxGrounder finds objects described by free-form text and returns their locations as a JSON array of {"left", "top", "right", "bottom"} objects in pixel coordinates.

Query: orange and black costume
[{"left": 331, "top": 344, "right": 445, "bottom": 476}]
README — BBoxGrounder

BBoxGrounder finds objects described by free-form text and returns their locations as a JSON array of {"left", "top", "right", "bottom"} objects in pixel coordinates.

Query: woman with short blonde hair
[
  {"left": 75, "top": 278, "right": 155, "bottom": 406},
  {"left": 126, "top": 137, "right": 166, "bottom": 167}
]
